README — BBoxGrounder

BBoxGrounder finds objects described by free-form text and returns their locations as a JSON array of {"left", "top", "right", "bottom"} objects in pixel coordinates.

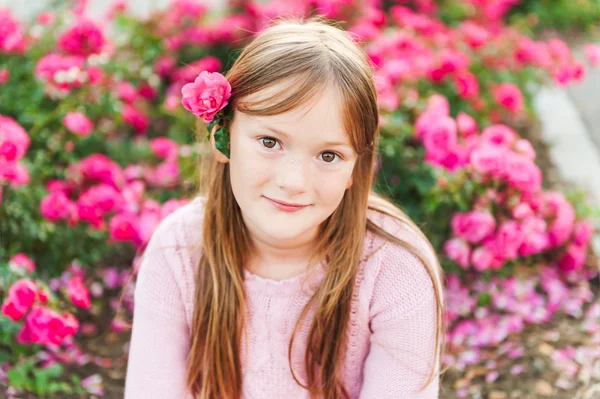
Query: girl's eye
[
  {"left": 260, "top": 137, "right": 279, "bottom": 149},
  {"left": 319, "top": 152, "right": 339, "bottom": 163}
]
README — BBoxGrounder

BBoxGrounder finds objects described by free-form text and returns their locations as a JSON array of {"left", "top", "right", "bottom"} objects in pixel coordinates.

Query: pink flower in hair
[{"left": 181, "top": 71, "right": 231, "bottom": 123}]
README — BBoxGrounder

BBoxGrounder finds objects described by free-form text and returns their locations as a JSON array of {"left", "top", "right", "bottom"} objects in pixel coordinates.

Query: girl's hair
[{"left": 187, "top": 15, "right": 447, "bottom": 399}]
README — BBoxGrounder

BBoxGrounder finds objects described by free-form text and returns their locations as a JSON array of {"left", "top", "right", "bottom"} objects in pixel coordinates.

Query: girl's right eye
[{"left": 260, "top": 137, "right": 280, "bottom": 149}]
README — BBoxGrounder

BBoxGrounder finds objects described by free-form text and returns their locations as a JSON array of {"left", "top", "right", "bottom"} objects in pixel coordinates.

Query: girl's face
[{"left": 216, "top": 83, "right": 357, "bottom": 248}]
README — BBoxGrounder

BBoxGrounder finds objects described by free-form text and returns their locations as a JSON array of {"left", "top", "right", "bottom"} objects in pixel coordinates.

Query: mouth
[{"left": 263, "top": 196, "right": 311, "bottom": 212}]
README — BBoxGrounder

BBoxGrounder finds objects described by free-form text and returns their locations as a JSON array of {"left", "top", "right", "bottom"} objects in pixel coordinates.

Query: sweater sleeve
[
  {"left": 124, "top": 215, "right": 194, "bottom": 399},
  {"left": 359, "top": 241, "right": 440, "bottom": 399}
]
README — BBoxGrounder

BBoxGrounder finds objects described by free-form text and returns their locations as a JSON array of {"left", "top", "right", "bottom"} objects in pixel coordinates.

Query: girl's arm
[
  {"left": 124, "top": 222, "right": 192, "bottom": 398},
  {"left": 359, "top": 243, "right": 440, "bottom": 398}
]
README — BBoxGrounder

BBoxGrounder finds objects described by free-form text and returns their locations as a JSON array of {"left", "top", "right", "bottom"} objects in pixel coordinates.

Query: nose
[{"left": 275, "top": 154, "right": 308, "bottom": 195}]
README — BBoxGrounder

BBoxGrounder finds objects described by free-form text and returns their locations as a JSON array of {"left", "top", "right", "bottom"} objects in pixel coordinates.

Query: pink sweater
[{"left": 124, "top": 196, "right": 440, "bottom": 398}]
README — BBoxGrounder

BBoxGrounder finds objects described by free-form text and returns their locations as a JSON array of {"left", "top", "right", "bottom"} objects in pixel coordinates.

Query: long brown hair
[{"left": 187, "top": 15, "right": 447, "bottom": 399}]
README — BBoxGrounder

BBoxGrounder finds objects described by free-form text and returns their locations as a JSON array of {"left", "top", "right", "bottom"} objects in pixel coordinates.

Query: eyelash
[{"left": 258, "top": 136, "right": 342, "bottom": 163}]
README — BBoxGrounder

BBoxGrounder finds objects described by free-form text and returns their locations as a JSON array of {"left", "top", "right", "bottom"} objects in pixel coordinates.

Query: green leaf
[{"left": 214, "top": 126, "right": 230, "bottom": 158}]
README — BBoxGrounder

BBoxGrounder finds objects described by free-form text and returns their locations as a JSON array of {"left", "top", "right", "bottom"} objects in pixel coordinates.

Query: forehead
[{"left": 235, "top": 80, "right": 348, "bottom": 141}]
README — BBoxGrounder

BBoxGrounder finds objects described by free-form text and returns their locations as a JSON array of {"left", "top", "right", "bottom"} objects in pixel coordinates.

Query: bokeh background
[{"left": 1, "top": 0, "right": 599, "bottom": 398}]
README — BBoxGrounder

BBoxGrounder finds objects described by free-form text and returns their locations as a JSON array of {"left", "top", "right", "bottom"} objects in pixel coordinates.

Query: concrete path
[{"left": 533, "top": 47, "right": 600, "bottom": 255}]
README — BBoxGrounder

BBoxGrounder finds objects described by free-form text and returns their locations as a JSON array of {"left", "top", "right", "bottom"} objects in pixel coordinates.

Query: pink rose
[
  {"left": 513, "top": 138, "right": 536, "bottom": 160},
  {"left": 425, "top": 94, "right": 450, "bottom": 116},
  {"left": 9, "top": 253, "right": 36, "bottom": 274},
  {"left": 109, "top": 213, "right": 140, "bottom": 243},
  {"left": 454, "top": 71, "right": 479, "bottom": 98},
  {"left": 494, "top": 221, "right": 525, "bottom": 260},
  {"left": 470, "top": 144, "right": 508, "bottom": 178},
  {"left": 558, "top": 244, "right": 587, "bottom": 273},
  {"left": 67, "top": 276, "right": 91, "bottom": 309},
  {"left": 456, "top": 112, "right": 477, "bottom": 137},
  {"left": 0, "top": 68, "right": 9, "bottom": 84},
  {"left": 58, "top": 18, "right": 106, "bottom": 56},
  {"left": 77, "top": 153, "right": 124, "bottom": 187},
  {"left": 584, "top": 44, "right": 600, "bottom": 67},
  {"left": 40, "top": 191, "right": 73, "bottom": 221},
  {"left": 0, "top": 10, "right": 26, "bottom": 53},
  {"left": 504, "top": 153, "right": 542, "bottom": 193},
  {"left": 150, "top": 137, "right": 178, "bottom": 159},
  {"left": 1, "top": 279, "right": 37, "bottom": 322},
  {"left": 480, "top": 125, "right": 517, "bottom": 148},
  {"left": 63, "top": 112, "right": 93, "bottom": 137},
  {"left": 117, "top": 82, "right": 138, "bottom": 103},
  {"left": 493, "top": 83, "right": 523, "bottom": 114},
  {"left": 444, "top": 238, "right": 470, "bottom": 269},
  {"left": 0, "top": 115, "right": 30, "bottom": 161},
  {"left": 460, "top": 21, "right": 489, "bottom": 49},
  {"left": 451, "top": 210, "right": 496, "bottom": 244},
  {"left": 471, "top": 246, "right": 497, "bottom": 272},
  {"left": 573, "top": 220, "right": 593, "bottom": 248},
  {"left": 77, "top": 184, "right": 125, "bottom": 228},
  {"left": 422, "top": 116, "right": 457, "bottom": 160},
  {"left": 181, "top": 71, "right": 231, "bottom": 123},
  {"left": 122, "top": 104, "right": 149, "bottom": 135}
]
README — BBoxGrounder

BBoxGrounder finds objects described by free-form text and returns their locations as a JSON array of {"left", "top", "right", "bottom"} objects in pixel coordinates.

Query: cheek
[
  {"left": 313, "top": 165, "right": 354, "bottom": 204},
  {"left": 230, "top": 138, "right": 273, "bottom": 191}
]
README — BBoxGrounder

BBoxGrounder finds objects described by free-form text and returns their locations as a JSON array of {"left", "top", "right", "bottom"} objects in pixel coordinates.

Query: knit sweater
[{"left": 124, "top": 196, "right": 440, "bottom": 398}]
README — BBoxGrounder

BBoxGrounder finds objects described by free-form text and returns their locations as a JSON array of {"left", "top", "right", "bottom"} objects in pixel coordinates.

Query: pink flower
[
  {"left": 454, "top": 71, "right": 479, "bottom": 98},
  {"left": 422, "top": 116, "right": 457, "bottom": 159},
  {"left": 58, "top": 18, "right": 106, "bottom": 56},
  {"left": 493, "top": 83, "right": 524, "bottom": 114},
  {"left": 109, "top": 213, "right": 140, "bottom": 243},
  {"left": 558, "top": 244, "right": 586, "bottom": 273},
  {"left": 513, "top": 139, "right": 536, "bottom": 160},
  {"left": 494, "top": 221, "right": 525, "bottom": 260},
  {"left": 374, "top": 74, "right": 399, "bottom": 111},
  {"left": 9, "top": 253, "right": 36, "bottom": 274},
  {"left": 0, "top": 68, "right": 9, "bottom": 84},
  {"left": 76, "top": 154, "right": 124, "bottom": 188},
  {"left": 573, "top": 220, "right": 593, "bottom": 247},
  {"left": 451, "top": 210, "right": 496, "bottom": 244},
  {"left": 456, "top": 112, "right": 478, "bottom": 137},
  {"left": 40, "top": 191, "right": 73, "bottom": 221},
  {"left": 471, "top": 246, "right": 497, "bottom": 272},
  {"left": 1, "top": 279, "right": 37, "bottom": 322},
  {"left": 122, "top": 104, "right": 149, "bottom": 135},
  {"left": 67, "top": 276, "right": 91, "bottom": 309},
  {"left": 584, "top": 44, "right": 600, "bottom": 67},
  {"left": 17, "top": 306, "right": 79, "bottom": 347},
  {"left": 181, "top": 71, "right": 231, "bottom": 123},
  {"left": 0, "top": 9, "right": 26, "bottom": 54},
  {"left": 504, "top": 153, "right": 542, "bottom": 193},
  {"left": 150, "top": 137, "right": 178, "bottom": 159},
  {"left": 34, "top": 53, "right": 86, "bottom": 91},
  {"left": 77, "top": 184, "right": 125, "bottom": 228},
  {"left": 480, "top": 125, "right": 517, "bottom": 148},
  {"left": 460, "top": 21, "right": 489, "bottom": 49},
  {"left": 63, "top": 112, "right": 93, "bottom": 137},
  {"left": 470, "top": 144, "right": 508, "bottom": 178},
  {"left": 425, "top": 94, "right": 450, "bottom": 116},
  {"left": 444, "top": 238, "right": 470, "bottom": 268},
  {"left": 0, "top": 115, "right": 30, "bottom": 161},
  {"left": 117, "top": 82, "right": 138, "bottom": 103}
]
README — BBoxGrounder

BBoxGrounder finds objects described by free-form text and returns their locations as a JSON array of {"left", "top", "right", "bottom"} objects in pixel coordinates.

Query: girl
[{"left": 124, "top": 16, "right": 446, "bottom": 399}]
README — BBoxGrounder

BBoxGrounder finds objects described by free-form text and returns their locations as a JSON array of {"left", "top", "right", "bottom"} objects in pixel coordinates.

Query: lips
[{"left": 264, "top": 196, "right": 311, "bottom": 212}]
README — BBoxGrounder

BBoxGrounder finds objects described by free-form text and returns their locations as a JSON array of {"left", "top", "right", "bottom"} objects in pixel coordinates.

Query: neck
[{"left": 245, "top": 228, "right": 320, "bottom": 279}]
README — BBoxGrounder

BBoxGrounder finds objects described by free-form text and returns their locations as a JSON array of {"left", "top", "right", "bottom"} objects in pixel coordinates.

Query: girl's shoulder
[{"left": 361, "top": 208, "right": 440, "bottom": 312}]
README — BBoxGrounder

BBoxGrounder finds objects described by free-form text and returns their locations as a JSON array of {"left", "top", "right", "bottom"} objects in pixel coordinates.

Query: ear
[
  {"left": 346, "top": 175, "right": 353, "bottom": 189},
  {"left": 210, "top": 124, "right": 229, "bottom": 164}
]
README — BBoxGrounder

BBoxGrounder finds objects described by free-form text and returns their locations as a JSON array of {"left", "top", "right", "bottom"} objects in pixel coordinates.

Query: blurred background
[{"left": 1, "top": 0, "right": 599, "bottom": 398}]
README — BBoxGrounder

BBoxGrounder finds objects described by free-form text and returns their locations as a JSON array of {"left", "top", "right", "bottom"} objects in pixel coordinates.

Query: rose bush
[{"left": 1, "top": 0, "right": 599, "bottom": 397}]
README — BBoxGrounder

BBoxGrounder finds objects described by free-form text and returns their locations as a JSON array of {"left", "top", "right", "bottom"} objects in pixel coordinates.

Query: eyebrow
[{"left": 265, "top": 126, "right": 351, "bottom": 148}]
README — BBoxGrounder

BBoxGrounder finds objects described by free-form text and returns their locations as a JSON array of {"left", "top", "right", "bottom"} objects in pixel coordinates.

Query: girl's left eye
[
  {"left": 260, "top": 137, "right": 280, "bottom": 149},
  {"left": 319, "top": 152, "right": 340, "bottom": 163}
]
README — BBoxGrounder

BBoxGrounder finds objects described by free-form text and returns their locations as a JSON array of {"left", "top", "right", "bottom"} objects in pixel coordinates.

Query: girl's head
[
  {"left": 189, "top": 16, "right": 445, "bottom": 399},
  {"left": 207, "top": 17, "right": 378, "bottom": 248}
]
